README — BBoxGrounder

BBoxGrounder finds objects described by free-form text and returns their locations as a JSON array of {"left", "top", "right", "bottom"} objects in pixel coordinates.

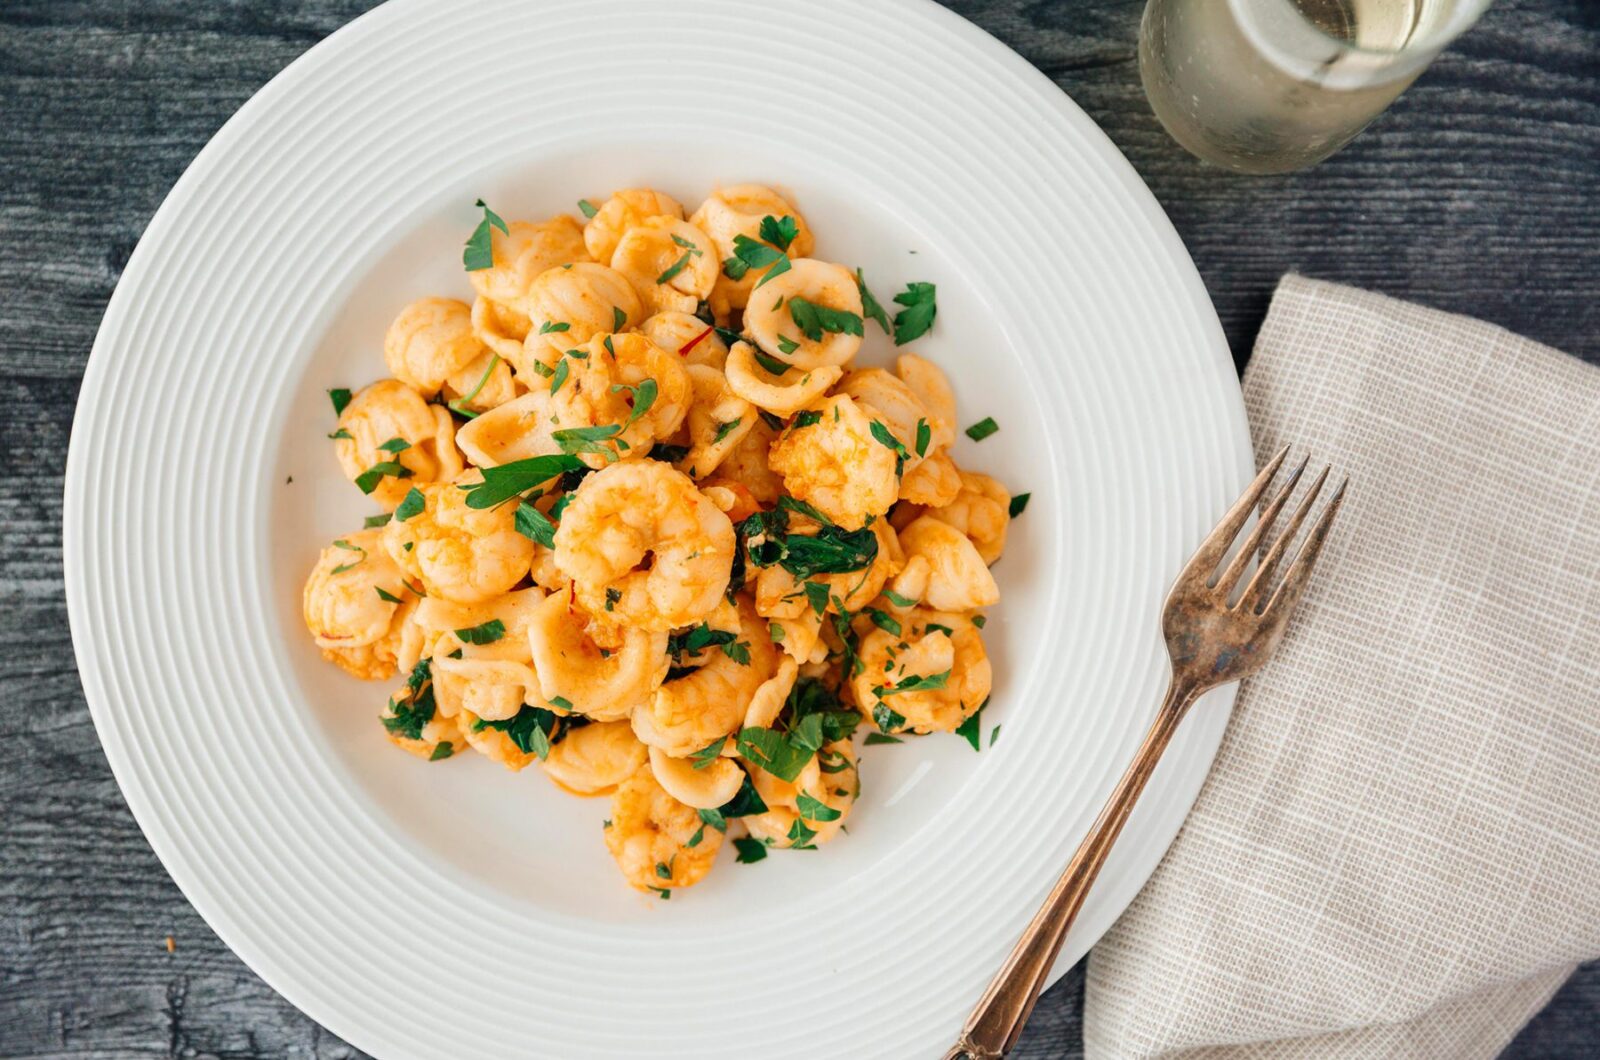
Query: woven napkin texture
[{"left": 1082, "top": 275, "right": 1600, "bottom": 1059}]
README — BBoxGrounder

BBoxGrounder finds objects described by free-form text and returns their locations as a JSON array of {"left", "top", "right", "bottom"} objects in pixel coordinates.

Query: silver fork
[{"left": 943, "top": 444, "right": 1348, "bottom": 1060}]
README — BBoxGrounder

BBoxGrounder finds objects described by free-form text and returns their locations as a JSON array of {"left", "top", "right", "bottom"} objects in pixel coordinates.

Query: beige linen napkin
[{"left": 1082, "top": 275, "right": 1600, "bottom": 1059}]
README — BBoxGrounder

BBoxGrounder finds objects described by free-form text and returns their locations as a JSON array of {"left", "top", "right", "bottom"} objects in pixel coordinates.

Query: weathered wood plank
[{"left": 2, "top": 1, "right": 1595, "bottom": 1057}]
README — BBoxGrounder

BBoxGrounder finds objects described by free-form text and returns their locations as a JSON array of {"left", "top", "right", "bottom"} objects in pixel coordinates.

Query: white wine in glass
[{"left": 1139, "top": 0, "right": 1491, "bottom": 174}]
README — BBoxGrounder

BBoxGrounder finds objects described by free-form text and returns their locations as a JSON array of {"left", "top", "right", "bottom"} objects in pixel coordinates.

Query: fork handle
[{"left": 942, "top": 679, "right": 1200, "bottom": 1060}]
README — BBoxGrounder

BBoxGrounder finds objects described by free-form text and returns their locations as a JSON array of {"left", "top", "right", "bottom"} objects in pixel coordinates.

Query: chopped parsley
[
  {"left": 657, "top": 251, "right": 696, "bottom": 285},
  {"left": 733, "top": 837, "right": 769, "bottom": 863},
  {"left": 796, "top": 792, "right": 842, "bottom": 822},
  {"left": 864, "top": 607, "right": 902, "bottom": 635},
  {"left": 649, "top": 887, "right": 671, "bottom": 900},
  {"left": 788, "top": 297, "right": 863, "bottom": 342},
  {"left": 954, "top": 698, "right": 987, "bottom": 752},
  {"left": 891, "top": 281, "right": 937, "bottom": 345},
  {"left": 454, "top": 619, "right": 506, "bottom": 645},
  {"left": 374, "top": 586, "right": 404, "bottom": 605},
  {"left": 610, "top": 377, "right": 658, "bottom": 428},
  {"left": 872, "top": 703, "right": 907, "bottom": 734},
  {"left": 751, "top": 346, "right": 791, "bottom": 375},
  {"left": 539, "top": 320, "right": 570, "bottom": 334},
  {"left": 768, "top": 621, "right": 785, "bottom": 642},
  {"left": 863, "top": 732, "right": 904, "bottom": 745},
  {"left": 429, "top": 741, "right": 454, "bottom": 761},
  {"left": 462, "top": 453, "right": 585, "bottom": 509},
  {"left": 363, "top": 513, "right": 392, "bottom": 529},
  {"left": 737, "top": 505, "right": 878, "bottom": 582},
  {"left": 605, "top": 587, "right": 621, "bottom": 611},
  {"left": 328, "top": 388, "right": 353, "bottom": 415},
  {"left": 1009, "top": 492, "right": 1031, "bottom": 517},
  {"left": 377, "top": 437, "right": 410, "bottom": 454},
  {"left": 548, "top": 356, "right": 571, "bottom": 395},
  {"left": 328, "top": 428, "right": 352, "bottom": 441},
  {"left": 462, "top": 199, "right": 508, "bottom": 272},
  {"left": 697, "top": 807, "right": 728, "bottom": 833},
  {"left": 473, "top": 704, "right": 585, "bottom": 760},
  {"left": 394, "top": 487, "right": 426, "bottom": 522},
  {"left": 712, "top": 418, "right": 742, "bottom": 444},
  {"left": 689, "top": 737, "right": 726, "bottom": 769},
  {"left": 758, "top": 214, "right": 799, "bottom": 251},
  {"left": 611, "top": 305, "right": 627, "bottom": 331},
  {"left": 786, "top": 817, "right": 818, "bottom": 850},
  {"left": 381, "top": 659, "right": 435, "bottom": 741},
  {"left": 717, "top": 774, "right": 769, "bottom": 817},
  {"left": 515, "top": 501, "right": 557, "bottom": 547},
  {"left": 447, "top": 354, "right": 501, "bottom": 417},
  {"left": 883, "top": 588, "right": 917, "bottom": 608},
  {"left": 330, "top": 538, "right": 366, "bottom": 575},
  {"left": 869, "top": 420, "right": 909, "bottom": 461},
  {"left": 577, "top": 198, "right": 599, "bottom": 218},
  {"left": 727, "top": 229, "right": 792, "bottom": 288},
  {"left": 803, "top": 581, "right": 831, "bottom": 617},
  {"left": 874, "top": 670, "right": 951, "bottom": 700},
  {"left": 354, "top": 460, "right": 413, "bottom": 495},
  {"left": 972, "top": 614, "right": 987, "bottom": 629},
  {"left": 914, "top": 419, "right": 931, "bottom": 458},
  {"left": 965, "top": 416, "right": 999, "bottom": 441},
  {"left": 855, "top": 269, "right": 892, "bottom": 334}
]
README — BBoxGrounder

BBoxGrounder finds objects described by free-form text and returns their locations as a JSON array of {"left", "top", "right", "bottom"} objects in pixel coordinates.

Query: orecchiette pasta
[{"left": 306, "top": 183, "right": 1018, "bottom": 896}]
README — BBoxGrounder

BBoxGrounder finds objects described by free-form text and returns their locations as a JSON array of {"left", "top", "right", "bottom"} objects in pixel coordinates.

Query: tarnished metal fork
[{"left": 943, "top": 444, "right": 1348, "bottom": 1060}]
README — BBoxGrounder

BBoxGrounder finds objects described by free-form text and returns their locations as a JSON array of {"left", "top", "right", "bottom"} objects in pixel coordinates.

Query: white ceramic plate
[{"left": 64, "top": 1, "right": 1252, "bottom": 1056}]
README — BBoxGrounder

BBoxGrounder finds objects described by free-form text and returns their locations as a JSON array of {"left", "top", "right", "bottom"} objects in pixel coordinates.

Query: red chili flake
[{"left": 678, "top": 326, "right": 714, "bottom": 357}]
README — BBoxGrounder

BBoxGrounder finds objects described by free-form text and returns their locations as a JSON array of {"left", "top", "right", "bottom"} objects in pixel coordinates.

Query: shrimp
[
  {"left": 743, "top": 740, "right": 858, "bottom": 847},
  {"left": 723, "top": 340, "right": 842, "bottom": 416},
  {"left": 610, "top": 217, "right": 719, "bottom": 316},
  {"left": 703, "top": 412, "right": 784, "bottom": 506},
  {"left": 742, "top": 259, "right": 864, "bottom": 370},
  {"left": 526, "top": 589, "right": 670, "bottom": 721},
  {"left": 633, "top": 600, "right": 778, "bottom": 757},
  {"left": 689, "top": 184, "right": 815, "bottom": 313},
  {"left": 897, "top": 515, "right": 1000, "bottom": 611},
  {"left": 742, "top": 656, "right": 798, "bottom": 730},
  {"left": 470, "top": 215, "right": 590, "bottom": 309},
  {"left": 516, "top": 263, "right": 642, "bottom": 384},
  {"left": 604, "top": 765, "right": 721, "bottom": 893},
  {"left": 547, "top": 332, "right": 692, "bottom": 468},
  {"left": 927, "top": 469, "right": 1012, "bottom": 565},
  {"left": 582, "top": 188, "right": 685, "bottom": 266},
  {"left": 898, "top": 450, "right": 962, "bottom": 508},
  {"left": 455, "top": 707, "right": 542, "bottom": 772},
  {"left": 383, "top": 297, "right": 486, "bottom": 396},
  {"left": 553, "top": 460, "right": 735, "bottom": 631},
  {"left": 896, "top": 353, "right": 957, "bottom": 454},
  {"left": 674, "top": 364, "right": 754, "bottom": 480},
  {"left": 542, "top": 721, "right": 648, "bottom": 797},
  {"left": 333, "top": 379, "right": 464, "bottom": 511},
  {"left": 382, "top": 469, "right": 534, "bottom": 604},
  {"left": 836, "top": 368, "right": 931, "bottom": 468},
  {"left": 454, "top": 390, "right": 560, "bottom": 468},
  {"left": 420, "top": 590, "right": 550, "bottom": 723},
  {"left": 767, "top": 394, "right": 900, "bottom": 530},
  {"left": 639, "top": 311, "right": 729, "bottom": 369},
  {"left": 302, "top": 528, "right": 418, "bottom": 680},
  {"left": 852, "top": 608, "right": 991, "bottom": 734}
]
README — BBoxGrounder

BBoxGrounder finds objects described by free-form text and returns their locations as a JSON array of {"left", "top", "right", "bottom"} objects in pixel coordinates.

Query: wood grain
[{"left": 2, "top": 1, "right": 1595, "bottom": 1057}]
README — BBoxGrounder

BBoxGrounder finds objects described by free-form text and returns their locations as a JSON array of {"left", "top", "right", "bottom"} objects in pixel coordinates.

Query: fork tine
[
  {"left": 1212, "top": 454, "right": 1309, "bottom": 595},
  {"left": 1173, "top": 444, "right": 1291, "bottom": 589},
  {"left": 1236, "top": 464, "right": 1330, "bottom": 610},
  {"left": 1260, "top": 477, "right": 1348, "bottom": 617}
]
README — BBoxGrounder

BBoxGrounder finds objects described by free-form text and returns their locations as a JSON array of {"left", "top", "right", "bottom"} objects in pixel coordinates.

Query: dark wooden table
[{"left": 3, "top": 2, "right": 1596, "bottom": 1057}]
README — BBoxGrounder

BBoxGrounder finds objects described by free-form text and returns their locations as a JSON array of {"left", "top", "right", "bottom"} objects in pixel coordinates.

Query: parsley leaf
[
  {"left": 463, "top": 454, "right": 586, "bottom": 509},
  {"left": 328, "top": 388, "right": 353, "bottom": 415},
  {"left": 786, "top": 817, "right": 818, "bottom": 849},
  {"left": 758, "top": 214, "right": 799, "bottom": 251},
  {"left": 375, "top": 586, "right": 404, "bottom": 604},
  {"left": 863, "top": 732, "right": 904, "bottom": 745},
  {"left": 855, "top": 268, "right": 892, "bottom": 334},
  {"left": 611, "top": 305, "right": 627, "bottom": 331},
  {"left": 548, "top": 356, "right": 571, "bottom": 395},
  {"left": 872, "top": 703, "right": 907, "bottom": 734},
  {"left": 883, "top": 588, "right": 916, "bottom": 608},
  {"left": 657, "top": 251, "right": 695, "bottom": 285},
  {"left": 914, "top": 418, "right": 931, "bottom": 458},
  {"left": 577, "top": 198, "right": 599, "bottom": 218},
  {"left": 328, "top": 428, "right": 352, "bottom": 440},
  {"left": 394, "top": 487, "right": 425, "bottom": 522},
  {"left": 689, "top": 737, "right": 726, "bottom": 770},
  {"left": 729, "top": 233, "right": 791, "bottom": 288},
  {"left": 463, "top": 199, "right": 508, "bottom": 272},
  {"left": 955, "top": 699, "right": 986, "bottom": 752},
  {"left": 870, "top": 420, "right": 909, "bottom": 460},
  {"left": 733, "top": 837, "right": 769, "bottom": 863},
  {"left": 788, "top": 297, "right": 863, "bottom": 342},
  {"left": 610, "top": 378, "right": 658, "bottom": 429},
  {"left": 713, "top": 418, "right": 742, "bottom": 444},
  {"left": 874, "top": 669, "right": 951, "bottom": 699},
  {"left": 722, "top": 255, "right": 749, "bottom": 281},
  {"left": 737, "top": 726, "right": 813, "bottom": 782},
  {"left": 363, "top": 513, "right": 391, "bottom": 529},
  {"left": 429, "top": 741, "right": 454, "bottom": 761},
  {"left": 377, "top": 437, "right": 411, "bottom": 454},
  {"left": 891, "top": 281, "right": 937, "bottom": 345},
  {"left": 965, "top": 417, "right": 999, "bottom": 441},
  {"left": 722, "top": 640, "right": 751, "bottom": 665},
  {"left": 354, "top": 460, "right": 413, "bottom": 495},
  {"left": 717, "top": 774, "right": 769, "bottom": 818},
  {"left": 515, "top": 502, "right": 557, "bottom": 547},
  {"left": 455, "top": 619, "right": 506, "bottom": 645},
  {"left": 539, "top": 320, "right": 570, "bottom": 334},
  {"left": 330, "top": 538, "right": 366, "bottom": 575},
  {"left": 473, "top": 704, "right": 583, "bottom": 760},
  {"left": 865, "top": 607, "right": 902, "bottom": 635},
  {"left": 751, "top": 346, "right": 791, "bottom": 375},
  {"left": 803, "top": 581, "right": 831, "bottom": 617},
  {"left": 447, "top": 353, "right": 501, "bottom": 417},
  {"left": 796, "top": 792, "right": 842, "bottom": 822},
  {"left": 1009, "top": 492, "right": 1031, "bottom": 517},
  {"left": 381, "top": 659, "right": 435, "bottom": 740}
]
